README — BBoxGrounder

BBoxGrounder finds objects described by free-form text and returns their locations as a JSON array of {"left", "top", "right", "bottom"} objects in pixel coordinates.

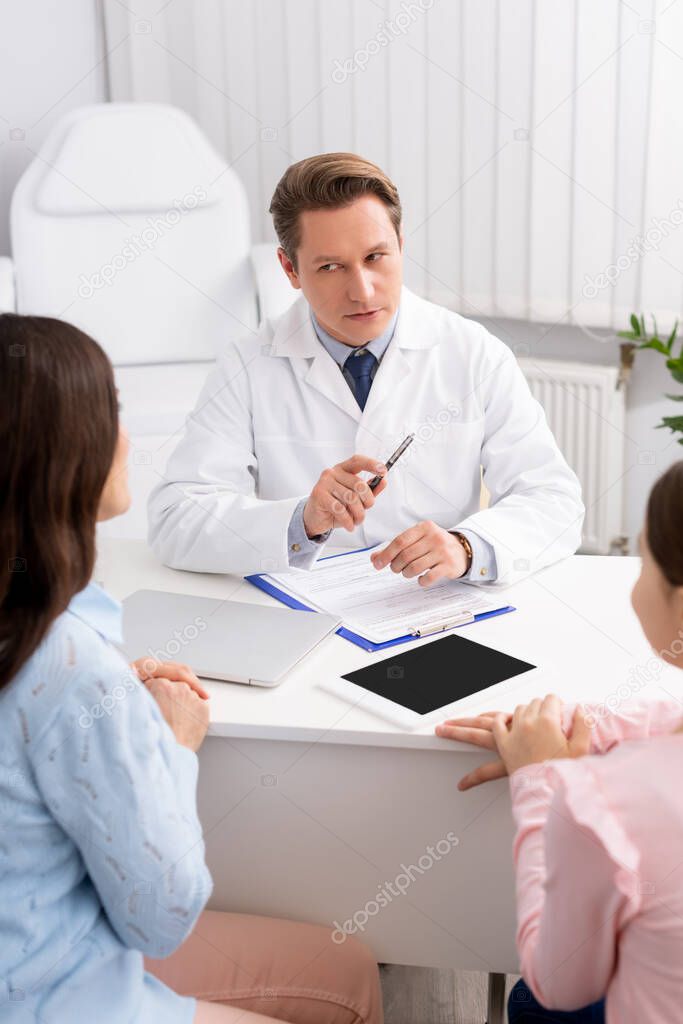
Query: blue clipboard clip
[{"left": 245, "top": 547, "right": 515, "bottom": 653}]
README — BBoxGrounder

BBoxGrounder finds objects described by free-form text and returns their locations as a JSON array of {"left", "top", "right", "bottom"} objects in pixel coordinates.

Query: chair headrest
[{"left": 35, "top": 104, "right": 224, "bottom": 216}]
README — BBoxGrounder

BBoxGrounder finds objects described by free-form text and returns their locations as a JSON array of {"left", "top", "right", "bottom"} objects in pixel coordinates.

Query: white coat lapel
[
  {"left": 268, "top": 295, "right": 361, "bottom": 422},
  {"left": 304, "top": 349, "right": 362, "bottom": 422},
  {"left": 360, "top": 342, "right": 412, "bottom": 422},
  {"left": 361, "top": 286, "right": 438, "bottom": 422},
  {"left": 267, "top": 288, "right": 440, "bottom": 425}
]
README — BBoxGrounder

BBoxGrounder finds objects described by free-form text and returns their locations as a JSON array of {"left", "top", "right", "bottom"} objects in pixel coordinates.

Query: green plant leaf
[
  {"left": 640, "top": 313, "right": 646, "bottom": 336},
  {"left": 652, "top": 314, "right": 659, "bottom": 340},
  {"left": 667, "top": 319, "right": 679, "bottom": 353},
  {"left": 657, "top": 415, "right": 683, "bottom": 434},
  {"left": 617, "top": 330, "right": 639, "bottom": 340},
  {"left": 630, "top": 313, "right": 641, "bottom": 336},
  {"left": 640, "top": 338, "right": 671, "bottom": 355},
  {"left": 665, "top": 360, "right": 683, "bottom": 384},
  {"left": 665, "top": 393, "right": 683, "bottom": 401}
]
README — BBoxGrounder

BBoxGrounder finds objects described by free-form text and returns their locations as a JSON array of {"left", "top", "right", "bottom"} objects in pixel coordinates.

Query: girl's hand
[
  {"left": 435, "top": 711, "right": 510, "bottom": 791},
  {"left": 490, "top": 695, "right": 592, "bottom": 777},
  {"left": 145, "top": 676, "right": 210, "bottom": 751},
  {"left": 435, "top": 697, "right": 592, "bottom": 790},
  {"left": 130, "top": 656, "right": 209, "bottom": 699}
]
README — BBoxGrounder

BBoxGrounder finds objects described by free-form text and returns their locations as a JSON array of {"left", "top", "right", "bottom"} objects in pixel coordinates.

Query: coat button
[{"left": 291, "top": 543, "right": 301, "bottom": 553}]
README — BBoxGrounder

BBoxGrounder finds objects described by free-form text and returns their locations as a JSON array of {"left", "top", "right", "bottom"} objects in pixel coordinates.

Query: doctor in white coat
[{"left": 149, "top": 152, "right": 584, "bottom": 586}]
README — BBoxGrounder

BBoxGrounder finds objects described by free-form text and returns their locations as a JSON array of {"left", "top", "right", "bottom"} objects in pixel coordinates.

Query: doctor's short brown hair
[{"left": 269, "top": 152, "right": 402, "bottom": 271}]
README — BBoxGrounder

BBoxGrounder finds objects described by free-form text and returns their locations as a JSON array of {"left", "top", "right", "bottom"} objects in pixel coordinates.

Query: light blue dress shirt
[
  {"left": 286, "top": 308, "right": 497, "bottom": 581},
  {"left": 0, "top": 582, "right": 212, "bottom": 1023},
  {"left": 309, "top": 310, "right": 398, "bottom": 393}
]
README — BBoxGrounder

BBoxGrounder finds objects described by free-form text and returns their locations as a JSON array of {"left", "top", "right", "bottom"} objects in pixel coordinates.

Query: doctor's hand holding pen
[
  {"left": 303, "top": 434, "right": 422, "bottom": 537},
  {"left": 308, "top": 432, "right": 472, "bottom": 587},
  {"left": 303, "top": 454, "right": 387, "bottom": 537},
  {"left": 302, "top": 434, "right": 473, "bottom": 587}
]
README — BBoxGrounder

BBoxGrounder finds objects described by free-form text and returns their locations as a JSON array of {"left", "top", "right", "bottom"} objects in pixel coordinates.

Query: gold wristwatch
[{"left": 452, "top": 531, "right": 473, "bottom": 573}]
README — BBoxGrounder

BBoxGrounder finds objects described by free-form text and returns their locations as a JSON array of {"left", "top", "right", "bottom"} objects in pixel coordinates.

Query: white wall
[
  {"left": 0, "top": 0, "right": 107, "bottom": 256},
  {"left": 0, "top": 0, "right": 679, "bottom": 554},
  {"left": 103, "top": 0, "right": 683, "bottom": 334},
  {"left": 98, "top": 0, "right": 682, "bottom": 552}
]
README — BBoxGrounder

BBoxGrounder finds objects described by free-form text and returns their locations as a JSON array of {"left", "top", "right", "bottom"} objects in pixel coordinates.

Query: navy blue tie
[{"left": 345, "top": 349, "right": 377, "bottom": 411}]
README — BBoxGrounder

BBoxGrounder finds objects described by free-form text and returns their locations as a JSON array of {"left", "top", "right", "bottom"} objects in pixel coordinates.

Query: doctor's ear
[{"left": 276, "top": 246, "right": 302, "bottom": 289}]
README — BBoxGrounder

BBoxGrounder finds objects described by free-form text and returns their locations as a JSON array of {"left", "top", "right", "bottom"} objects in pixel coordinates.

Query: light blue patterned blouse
[{"left": 0, "top": 581, "right": 213, "bottom": 1023}]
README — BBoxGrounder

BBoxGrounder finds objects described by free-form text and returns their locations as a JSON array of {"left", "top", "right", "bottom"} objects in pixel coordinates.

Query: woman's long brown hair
[{"left": 0, "top": 314, "right": 118, "bottom": 689}]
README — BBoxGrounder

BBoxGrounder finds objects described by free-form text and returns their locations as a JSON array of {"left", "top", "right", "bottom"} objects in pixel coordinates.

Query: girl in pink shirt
[{"left": 436, "top": 460, "right": 683, "bottom": 1024}]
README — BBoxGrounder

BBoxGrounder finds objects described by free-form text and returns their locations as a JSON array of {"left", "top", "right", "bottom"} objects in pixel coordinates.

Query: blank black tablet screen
[{"left": 342, "top": 634, "right": 536, "bottom": 716}]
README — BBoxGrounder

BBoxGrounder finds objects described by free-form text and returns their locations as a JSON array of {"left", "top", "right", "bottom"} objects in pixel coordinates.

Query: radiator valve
[
  {"left": 617, "top": 342, "right": 636, "bottom": 390},
  {"left": 609, "top": 535, "right": 630, "bottom": 556}
]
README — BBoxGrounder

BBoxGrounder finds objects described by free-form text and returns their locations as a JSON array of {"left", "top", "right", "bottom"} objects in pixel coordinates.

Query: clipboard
[{"left": 245, "top": 547, "right": 516, "bottom": 653}]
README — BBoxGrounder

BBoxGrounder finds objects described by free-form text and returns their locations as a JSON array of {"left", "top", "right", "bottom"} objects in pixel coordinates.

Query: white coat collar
[
  {"left": 266, "top": 286, "right": 441, "bottom": 424},
  {"left": 268, "top": 285, "right": 440, "bottom": 359}
]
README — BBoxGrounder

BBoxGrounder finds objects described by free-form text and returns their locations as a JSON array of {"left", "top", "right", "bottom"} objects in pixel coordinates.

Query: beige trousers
[{"left": 146, "top": 910, "right": 383, "bottom": 1024}]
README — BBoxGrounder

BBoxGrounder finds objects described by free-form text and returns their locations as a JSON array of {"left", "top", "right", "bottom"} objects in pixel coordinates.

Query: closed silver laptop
[{"left": 121, "top": 590, "right": 341, "bottom": 687}]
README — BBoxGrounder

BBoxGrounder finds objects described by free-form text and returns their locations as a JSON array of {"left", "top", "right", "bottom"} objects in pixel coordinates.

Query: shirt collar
[
  {"left": 310, "top": 308, "right": 400, "bottom": 369},
  {"left": 67, "top": 581, "right": 124, "bottom": 644}
]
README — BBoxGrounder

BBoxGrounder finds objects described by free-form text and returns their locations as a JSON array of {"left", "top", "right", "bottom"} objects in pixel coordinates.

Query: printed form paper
[{"left": 264, "top": 549, "right": 506, "bottom": 644}]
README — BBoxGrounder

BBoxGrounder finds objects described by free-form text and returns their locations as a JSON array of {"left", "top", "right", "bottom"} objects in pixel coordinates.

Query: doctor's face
[{"left": 279, "top": 194, "right": 403, "bottom": 346}]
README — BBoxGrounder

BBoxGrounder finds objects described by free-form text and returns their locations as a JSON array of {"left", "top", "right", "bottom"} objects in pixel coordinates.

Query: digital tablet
[{"left": 321, "top": 633, "right": 541, "bottom": 729}]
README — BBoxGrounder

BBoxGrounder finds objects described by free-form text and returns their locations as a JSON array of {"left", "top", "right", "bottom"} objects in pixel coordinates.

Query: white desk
[{"left": 96, "top": 541, "right": 676, "bottom": 979}]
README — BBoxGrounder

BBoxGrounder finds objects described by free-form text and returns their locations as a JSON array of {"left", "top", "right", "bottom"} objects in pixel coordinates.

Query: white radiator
[{"left": 518, "top": 358, "right": 625, "bottom": 555}]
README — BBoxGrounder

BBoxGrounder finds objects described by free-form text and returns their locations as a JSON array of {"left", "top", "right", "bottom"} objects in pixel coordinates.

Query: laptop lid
[{"left": 121, "top": 590, "right": 341, "bottom": 687}]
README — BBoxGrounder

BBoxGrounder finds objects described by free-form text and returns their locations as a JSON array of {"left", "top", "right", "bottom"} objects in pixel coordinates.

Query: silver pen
[{"left": 367, "top": 433, "right": 415, "bottom": 491}]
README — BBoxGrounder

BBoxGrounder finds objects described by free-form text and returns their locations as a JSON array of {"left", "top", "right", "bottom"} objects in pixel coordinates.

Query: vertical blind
[{"left": 103, "top": 0, "right": 683, "bottom": 332}]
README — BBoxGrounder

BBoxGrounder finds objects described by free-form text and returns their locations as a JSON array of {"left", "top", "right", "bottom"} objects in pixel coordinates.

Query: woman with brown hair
[
  {"left": 436, "top": 461, "right": 683, "bottom": 1023},
  {"left": 0, "top": 314, "right": 382, "bottom": 1024}
]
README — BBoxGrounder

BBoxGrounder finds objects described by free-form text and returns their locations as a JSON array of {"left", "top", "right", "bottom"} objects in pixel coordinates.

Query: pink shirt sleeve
[
  {"left": 509, "top": 765, "right": 641, "bottom": 1011},
  {"left": 561, "top": 699, "right": 682, "bottom": 754}
]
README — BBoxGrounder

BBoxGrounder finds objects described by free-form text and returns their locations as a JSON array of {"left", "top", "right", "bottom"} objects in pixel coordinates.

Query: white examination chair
[{"left": 0, "top": 103, "right": 296, "bottom": 539}]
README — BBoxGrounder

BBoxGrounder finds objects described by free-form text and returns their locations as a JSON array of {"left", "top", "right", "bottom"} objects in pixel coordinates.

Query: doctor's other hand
[
  {"left": 303, "top": 454, "right": 387, "bottom": 538},
  {"left": 371, "top": 521, "right": 469, "bottom": 586},
  {"left": 145, "top": 676, "right": 210, "bottom": 752}
]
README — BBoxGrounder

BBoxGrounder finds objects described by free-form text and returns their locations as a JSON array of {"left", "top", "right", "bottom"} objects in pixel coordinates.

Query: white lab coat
[{"left": 148, "top": 286, "right": 584, "bottom": 583}]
